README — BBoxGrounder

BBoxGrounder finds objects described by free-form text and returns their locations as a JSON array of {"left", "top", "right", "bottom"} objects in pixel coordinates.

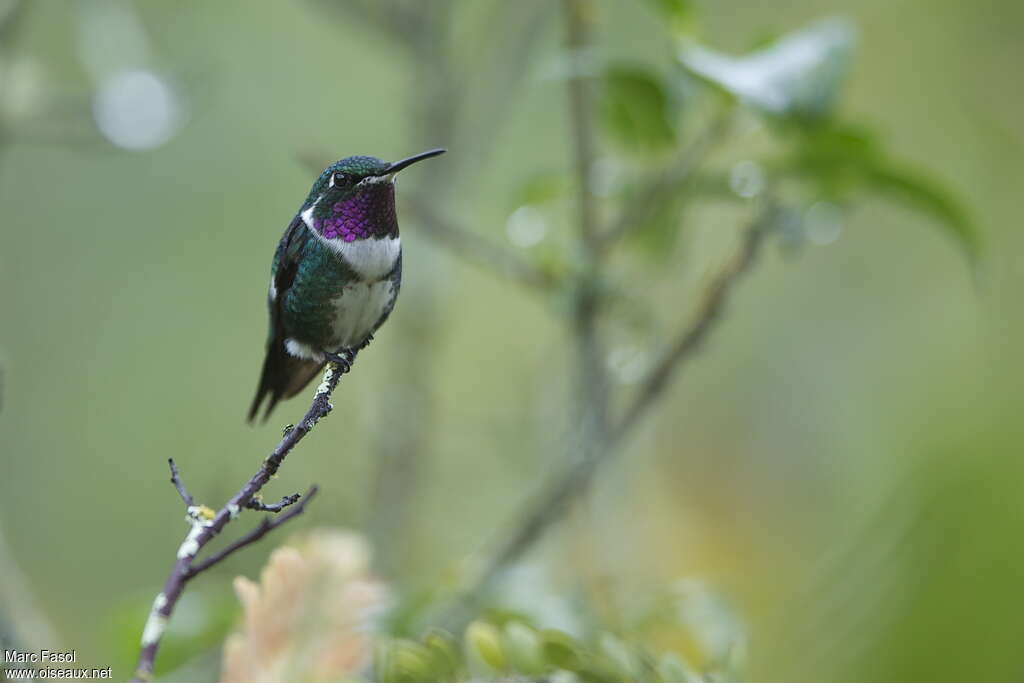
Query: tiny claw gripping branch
[{"left": 129, "top": 361, "right": 347, "bottom": 682}]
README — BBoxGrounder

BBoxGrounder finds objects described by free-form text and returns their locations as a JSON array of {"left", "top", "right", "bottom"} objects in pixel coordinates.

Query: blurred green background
[{"left": 1, "top": 0, "right": 1022, "bottom": 681}]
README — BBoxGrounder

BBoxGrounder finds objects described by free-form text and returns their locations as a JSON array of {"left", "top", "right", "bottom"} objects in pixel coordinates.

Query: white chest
[
  {"left": 328, "top": 279, "right": 398, "bottom": 349},
  {"left": 330, "top": 236, "right": 401, "bottom": 280}
]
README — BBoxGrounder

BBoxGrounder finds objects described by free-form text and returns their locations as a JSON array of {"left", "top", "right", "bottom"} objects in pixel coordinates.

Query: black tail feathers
[{"left": 247, "top": 339, "right": 324, "bottom": 423}]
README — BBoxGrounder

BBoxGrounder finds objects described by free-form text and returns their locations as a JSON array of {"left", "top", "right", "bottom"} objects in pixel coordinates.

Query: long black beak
[{"left": 385, "top": 148, "right": 446, "bottom": 174}]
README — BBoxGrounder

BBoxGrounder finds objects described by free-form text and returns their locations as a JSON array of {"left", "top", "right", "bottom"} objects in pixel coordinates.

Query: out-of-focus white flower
[
  {"left": 506, "top": 206, "right": 548, "bottom": 248},
  {"left": 92, "top": 69, "right": 182, "bottom": 150},
  {"left": 220, "top": 529, "right": 389, "bottom": 683}
]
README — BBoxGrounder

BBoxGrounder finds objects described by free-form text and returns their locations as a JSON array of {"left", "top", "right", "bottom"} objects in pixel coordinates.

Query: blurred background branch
[
  {"left": 298, "top": 0, "right": 982, "bottom": 649},
  {"left": 447, "top": 200, "right": 775, "bottom": 619}
]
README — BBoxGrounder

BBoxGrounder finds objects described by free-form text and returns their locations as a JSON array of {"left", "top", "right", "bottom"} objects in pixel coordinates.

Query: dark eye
[{"left": 332, "top": 172, "right": 352, "bottom": 187}]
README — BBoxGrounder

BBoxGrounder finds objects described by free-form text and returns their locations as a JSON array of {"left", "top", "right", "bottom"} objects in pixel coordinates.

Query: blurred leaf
[
  {"left": 781, "top": 122, "right": 979, "bottom": 262},
  {"left": 539, "top": 629, "right": 584, "bottom": 671},
  {"left": 601, "top": 65, "right": 678, "bottom": 154},
  {"left": 678, "top": 17, "right": 855, "bottom": 122},
  {"left": 864, "top": 163, "right": 979, "bottom": 263}
]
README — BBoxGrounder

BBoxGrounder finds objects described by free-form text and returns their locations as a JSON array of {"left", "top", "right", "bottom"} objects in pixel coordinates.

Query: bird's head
[{"left": 302, "top": 149, "right": 446, "bottom": 242}]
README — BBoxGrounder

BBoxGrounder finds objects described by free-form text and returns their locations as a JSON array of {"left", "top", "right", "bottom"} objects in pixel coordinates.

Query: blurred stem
[
  {"left": 564, "top": 0, "right": 610, "bottom": 464},
  {"left": 446, "top": 204, "right": 775, "bottom": 620},
  {"left": 562, "top": 0, "right": 613, "bottom": 613},
  {"left": 565, "top": 0, "right": 600, "bottom": 253},
  {"left": 365, "top": 0, "right": 457, "bottom": 579},
  {"left": 459, "top": 0, "right": 555, "bottom": 163}
]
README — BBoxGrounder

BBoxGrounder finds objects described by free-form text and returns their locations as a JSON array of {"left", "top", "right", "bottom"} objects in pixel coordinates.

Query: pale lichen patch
[
  {"left": 315, "top": 365, "right": 337, "bottom": 397},
  {"left": 140, "top": 593, "right": 169, "bottom": 646},
  {"left": 176, "top": 513, "right": 213, "bottom": 560}
]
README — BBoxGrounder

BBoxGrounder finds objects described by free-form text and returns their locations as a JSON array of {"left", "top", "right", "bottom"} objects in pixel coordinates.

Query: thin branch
[
  {"left": 245, "top": 492, "right": 302, "bottom": 513},
  {"left": 167, "top": 459, "right": 193, "bottom": 508},
  {"left": 612, "top": 205, "right": 771, "bottom": 440},
  {"left": 598, "top": 106, "right": 735, "bottom": 250},
  {"left": 459, "top": 0, "right": 556, "bottom": 168},
  {"left": 561, "top": 0, "right": 611, "bottom": 464},
  {"left": 186, "top": 486, "right": 318, "bottom": 579},
  {"left": 0, "top": 0, "right": 28, "bottom": 45},
  {"left": 130, "top": 361, "right": 347, "bottom": 682},
  {"left": 445, "top": 206, "right": 775, "bottom": 618},
  {"left": 565, "top": 0, "right": 600, "bottom": 252},
  {"left": 403, "top": 194, "right": 557, "bottom": 291}
]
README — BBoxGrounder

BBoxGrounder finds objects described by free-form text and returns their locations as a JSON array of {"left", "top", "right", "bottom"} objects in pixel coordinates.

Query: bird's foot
[{"left": 323, "top": 350, "right": 355, "bottom": 374}]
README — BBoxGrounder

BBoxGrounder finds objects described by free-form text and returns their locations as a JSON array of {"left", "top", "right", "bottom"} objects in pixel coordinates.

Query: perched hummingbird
[{"left": 248, "top": 148, "right": 446, "bottom": 422}]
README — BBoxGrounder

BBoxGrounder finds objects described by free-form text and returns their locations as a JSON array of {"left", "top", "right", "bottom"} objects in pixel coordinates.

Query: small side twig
[
  {"left": 168, "top": 459, "right": 193, "bottom": 507},
  {"left": 598, "top": 106, "right": 735, "bottom": 250},
  {"left": 130, "top": 361, "right": 347, "bottom": 682},
  {"left": 186, "top": 486, "right": 318, "bottom": 579},
  {"left": 403, "top": 194, "right": 558, "bottom": 291},
  {"left": 444, "top": 206, "right": 775, "bottom": 620},
  {"left": 245, "top": 492, "right": 302, "bottom": 513}
]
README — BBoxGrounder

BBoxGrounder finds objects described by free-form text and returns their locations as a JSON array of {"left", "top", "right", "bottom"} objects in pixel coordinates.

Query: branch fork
[{"left": 130, "top": 361, "right": 346, "bottom": 682}]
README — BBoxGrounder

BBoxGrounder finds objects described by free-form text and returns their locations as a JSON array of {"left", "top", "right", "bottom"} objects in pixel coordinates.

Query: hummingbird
[{"left": 248, "top": 148, "right": 446, "bottom": 422}]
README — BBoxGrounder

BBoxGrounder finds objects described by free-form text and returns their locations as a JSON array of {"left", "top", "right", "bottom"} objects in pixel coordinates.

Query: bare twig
[
  {"left": 130, "top": 362, "right": 346, "bottom": 682},
  {"left": 446, "top": 206, "right": 775, "bottom": 617},
  {"left": 598, "top": 106, "right": 735, "bottom": 249},
  {"left": 403, "top": 194, "right": 557, "bottom": 291}
]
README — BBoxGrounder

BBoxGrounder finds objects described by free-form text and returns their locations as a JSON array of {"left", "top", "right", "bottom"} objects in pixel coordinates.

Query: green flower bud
[
  {"left": 423, "top": 629, "right": 462, "bottom": 677},
  {"left": 465, "top": 620, "right": 506, "bottom": 672},
  {"left": 540, "top": 630, "right": 584, "bottom": 672},
  {"left": 502, "top": 621, "right": 546, "bottom": 675}
]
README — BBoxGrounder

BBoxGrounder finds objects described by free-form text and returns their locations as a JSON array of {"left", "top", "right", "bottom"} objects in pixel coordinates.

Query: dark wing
[{"left": 247, "top": 216, "right": 324, "bottom": 423}]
